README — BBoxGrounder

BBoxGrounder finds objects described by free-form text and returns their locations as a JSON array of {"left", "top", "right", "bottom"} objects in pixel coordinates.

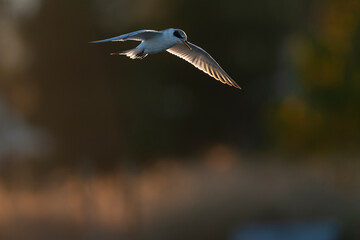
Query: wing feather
[
  {"left": 90, "top": 30, "right": 161, "bottom": 43},
  {"left": 166, "top": 42, "right": 240, "bottom": 89}
]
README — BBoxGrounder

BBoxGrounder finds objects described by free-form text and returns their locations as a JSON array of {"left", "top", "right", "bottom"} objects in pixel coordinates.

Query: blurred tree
[
  {"left": 273, "top": 0, "right": 360, "bottom": 153},
  {"left": 21, "top": 0, "right": 123, "bottom": 170}
]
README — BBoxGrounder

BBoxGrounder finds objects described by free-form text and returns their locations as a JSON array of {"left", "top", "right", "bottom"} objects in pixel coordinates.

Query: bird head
[{"left": 172, "top": 29, "right": 191, "bottom": 50}]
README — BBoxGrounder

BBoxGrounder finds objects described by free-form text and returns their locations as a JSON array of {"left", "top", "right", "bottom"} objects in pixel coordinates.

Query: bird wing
[
  {"left": 166, "top": 42, "right": 240, "bottom": 89},
  {"left": 90, "top": 30, "right": 161, "bottom": 43}
]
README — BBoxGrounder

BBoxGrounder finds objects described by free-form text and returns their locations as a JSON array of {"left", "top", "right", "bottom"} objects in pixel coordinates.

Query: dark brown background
[{"left": 0, "top": 0, "right": 359, "bottom": 239}]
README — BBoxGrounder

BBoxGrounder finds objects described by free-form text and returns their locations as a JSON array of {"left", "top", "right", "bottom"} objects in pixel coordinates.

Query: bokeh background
[{"left": 0, "top": 0, "right": 360, "bottom": 239}]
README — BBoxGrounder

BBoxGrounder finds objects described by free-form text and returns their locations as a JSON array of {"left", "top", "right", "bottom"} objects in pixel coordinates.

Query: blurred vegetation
[
  {"left": 272, "top": 0, "right": 360, "bottom": 153},
  {"left": 0, "top": 0, "right": 360, "bottom": 239}
]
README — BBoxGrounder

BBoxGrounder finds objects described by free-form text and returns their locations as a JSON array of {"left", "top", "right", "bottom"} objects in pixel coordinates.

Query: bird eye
[{"left": 173, "top": 31, "right": 182, "bottom": 39}]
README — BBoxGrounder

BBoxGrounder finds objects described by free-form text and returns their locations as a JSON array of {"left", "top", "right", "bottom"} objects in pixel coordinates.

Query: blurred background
[{"left": 0, "top": 0, "right": 359, "bottom": 239}]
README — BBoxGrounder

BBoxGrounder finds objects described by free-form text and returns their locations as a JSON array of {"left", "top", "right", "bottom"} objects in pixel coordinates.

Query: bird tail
[{"left": 110, "top": 48, "right": 147, "bottom": 59}]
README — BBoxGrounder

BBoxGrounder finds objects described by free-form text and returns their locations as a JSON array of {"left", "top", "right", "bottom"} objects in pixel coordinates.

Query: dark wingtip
[
  {"left": 231, "top": 80, "right": 242, "bottom": 90},
  {"left": 229, "top": 81, "right": 241, "bottom": 90}
]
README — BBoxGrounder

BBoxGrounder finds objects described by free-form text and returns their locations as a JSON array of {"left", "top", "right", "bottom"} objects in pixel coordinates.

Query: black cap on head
[{"left": 173, "top": 30, "right": 183, "bottom": 39}]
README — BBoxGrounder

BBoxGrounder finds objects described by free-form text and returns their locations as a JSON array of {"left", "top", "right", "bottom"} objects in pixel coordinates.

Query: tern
[{"left": 91, "top": 28, "right": 240, "bottom": 89}]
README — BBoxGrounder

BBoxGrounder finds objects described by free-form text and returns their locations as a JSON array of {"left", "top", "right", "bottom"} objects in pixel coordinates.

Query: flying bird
[{"left": 90, "top": 28, "right": 240, "bottom": 89}]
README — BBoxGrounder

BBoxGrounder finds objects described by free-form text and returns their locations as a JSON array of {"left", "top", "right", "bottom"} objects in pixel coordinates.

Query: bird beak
[{"left": 183, "top": 40, "right": 192, "bottom": 50}]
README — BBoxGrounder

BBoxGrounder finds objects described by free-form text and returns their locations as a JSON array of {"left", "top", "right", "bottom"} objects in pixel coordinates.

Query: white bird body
[
  {"left": 91, "top": 28, "right": 240, "bottom": 89},
  {"left": 141, "top": 29, "right": 178, "bottom": 54}
]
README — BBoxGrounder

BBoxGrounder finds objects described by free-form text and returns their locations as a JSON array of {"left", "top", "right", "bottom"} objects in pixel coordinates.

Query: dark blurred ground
[{"left": 0, "top": 0, "right": 359, "bottom": 239}]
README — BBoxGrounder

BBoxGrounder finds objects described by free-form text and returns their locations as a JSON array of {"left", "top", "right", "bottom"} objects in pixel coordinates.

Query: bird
[{"left": 90, "top": 28, "right": 240, "bottom": 89}]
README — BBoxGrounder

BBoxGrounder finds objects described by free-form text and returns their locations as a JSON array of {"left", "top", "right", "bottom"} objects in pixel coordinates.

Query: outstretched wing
[
  {"left": 166, "top": 42, "right": 240, "bottom": 89},
  {"left": 90, "top": 30, "right": 161, "bottom": 43}
]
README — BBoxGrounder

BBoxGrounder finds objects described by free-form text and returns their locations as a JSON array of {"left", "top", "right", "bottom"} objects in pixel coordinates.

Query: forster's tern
[{"left": 91, "top": 28, "right": 240, "bottom": 89}]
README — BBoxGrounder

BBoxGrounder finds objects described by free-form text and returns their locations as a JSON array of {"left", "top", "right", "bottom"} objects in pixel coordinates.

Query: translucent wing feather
[{"left": 167, "top": 42, "right": 240, "bottom": 89}]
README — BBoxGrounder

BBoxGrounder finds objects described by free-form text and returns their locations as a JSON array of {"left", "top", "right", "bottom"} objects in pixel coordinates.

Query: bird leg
[{"left": 135, "top": 50, "right": 147, "bottom": 59}]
